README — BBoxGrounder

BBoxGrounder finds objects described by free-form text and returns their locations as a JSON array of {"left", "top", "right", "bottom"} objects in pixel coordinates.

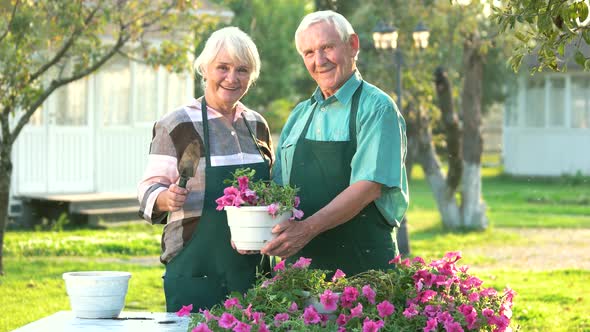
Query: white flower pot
[
  {"left": 225, "top": 206, "right": 291, "bottom": 250},
  {"left": 63, "top": 271, "right": 131, "bottom": 319}
]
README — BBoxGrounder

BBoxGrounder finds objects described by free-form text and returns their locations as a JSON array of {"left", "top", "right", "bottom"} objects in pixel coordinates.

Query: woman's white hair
[
  {"left": 193, "top": 26, "right": 260, "bottom": 89},
  {"left": 294, "top": 10, "right": 356, "bottom": 55}
]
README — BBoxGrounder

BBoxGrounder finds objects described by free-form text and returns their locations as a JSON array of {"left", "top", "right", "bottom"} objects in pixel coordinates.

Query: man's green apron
[
  {"left": 163, "top": 98, "right": 269, "bottom": 312},
  {"left": 287, "top": 82, "right": 398, "bottom": 276}
]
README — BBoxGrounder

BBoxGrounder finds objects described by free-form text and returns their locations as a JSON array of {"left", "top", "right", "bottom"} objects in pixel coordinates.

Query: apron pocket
[{"left": 163, "top": 275, "right": 227, "bottom": 312}]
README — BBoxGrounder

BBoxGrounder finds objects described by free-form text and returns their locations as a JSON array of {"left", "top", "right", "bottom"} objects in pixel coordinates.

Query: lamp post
[
  {"left": 372, "top": 21, "right": 430, "bottom": 107},
  {"left": 372, "top": 20, "right": 430, "bottom": 257}
]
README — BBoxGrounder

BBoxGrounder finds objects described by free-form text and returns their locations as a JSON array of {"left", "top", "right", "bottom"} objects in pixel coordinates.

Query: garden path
[
  {"left": 468, "top": 228, "right": 590, "bottom": 271},
  {"left": 105, "top": 228, "right": 590, "bottom": 271}
]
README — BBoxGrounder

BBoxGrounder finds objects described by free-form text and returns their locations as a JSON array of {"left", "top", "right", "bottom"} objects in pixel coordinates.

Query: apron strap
[
  {"left": 201, "top": 98, "right": 212, "bottom": 168},
  {"left": 241, "top": 112, "right": 267, "bottom": 162}
]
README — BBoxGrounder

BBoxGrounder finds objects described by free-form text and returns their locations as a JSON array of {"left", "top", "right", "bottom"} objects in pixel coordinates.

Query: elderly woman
[{"left": 137, "top": 27, "right": 273, "bottom": 312}]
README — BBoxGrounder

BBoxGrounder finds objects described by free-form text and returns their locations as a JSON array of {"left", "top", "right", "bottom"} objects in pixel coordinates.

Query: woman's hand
[{"left": 155, "top": 184, "right": 188, "bottom": 212}]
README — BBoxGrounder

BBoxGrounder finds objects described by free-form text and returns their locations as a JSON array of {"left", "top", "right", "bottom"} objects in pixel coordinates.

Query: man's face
[{"left": 297, "top": 21, "right": 359, "bottom": 98}]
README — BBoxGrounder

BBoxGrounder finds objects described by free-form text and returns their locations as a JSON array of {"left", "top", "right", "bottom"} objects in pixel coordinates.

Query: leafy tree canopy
[{"left": 493, "top": 0, "right": 590, "bottom": 72}]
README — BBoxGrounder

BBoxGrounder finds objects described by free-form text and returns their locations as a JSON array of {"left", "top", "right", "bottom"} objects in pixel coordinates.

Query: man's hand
[
  {"left": 155, "top": 184, "right": 188, "bottom": 212},
  {"left": 231, "top": 240, "right": 260, "bottom": 255},
  {"left": 260, "top": 219, "right": 313, "bottom": 259}
]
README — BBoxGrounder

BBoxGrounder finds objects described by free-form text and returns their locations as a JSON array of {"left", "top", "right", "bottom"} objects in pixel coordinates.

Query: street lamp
[
  {"left": 372, "top": 20, "right": 430, "bottom": 257},
  {"left": 372, "top": 20, "right": 430, "bottom": 108}
]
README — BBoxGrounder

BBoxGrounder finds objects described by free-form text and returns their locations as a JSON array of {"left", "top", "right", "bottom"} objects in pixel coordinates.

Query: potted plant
[
  {"left": 215, "top": 168, "right": 304, "bottom": 251},
  {"left": 184, "top": 252, "right": 516, "bottom": 332}
]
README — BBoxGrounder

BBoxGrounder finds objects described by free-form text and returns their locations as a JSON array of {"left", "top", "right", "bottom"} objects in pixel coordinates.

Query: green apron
[
  {"left": 287, "top": 82, "right": 398, "bottom": 276},
  {"left": 163, "top": 98, "right": 270, "bottom": 312}
]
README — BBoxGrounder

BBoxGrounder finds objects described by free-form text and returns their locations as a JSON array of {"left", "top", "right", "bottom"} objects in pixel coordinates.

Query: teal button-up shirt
[{"left": 273, "top": 71, "right": 409, "bottom": 226}]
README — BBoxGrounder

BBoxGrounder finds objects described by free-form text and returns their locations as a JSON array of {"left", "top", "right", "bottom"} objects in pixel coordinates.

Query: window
[
  {"left": 101, "top": 56, "right": 131, "bottom": 126},
  {"left": 166, "top": 72, "right": 191, "bottom": 112},
  {"left": 134, "top": 64, "right": 158, "bottom": 123},
  {"left": 548, "top": 78, "right": 565, "bottom": 127},
  {"left": 55, "top": 78, "right": 88, "bottom": 126},
  {"left": 525, "top": 77, "right": 545, "bottom": 127},
  {"left": 571, "top": 77, "right": 590, "bottom": 128}
]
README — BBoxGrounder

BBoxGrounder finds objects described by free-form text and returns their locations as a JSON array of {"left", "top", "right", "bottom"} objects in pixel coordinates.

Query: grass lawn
[{"left": 1, "top": 167, "right": 589, "bottom": 331}]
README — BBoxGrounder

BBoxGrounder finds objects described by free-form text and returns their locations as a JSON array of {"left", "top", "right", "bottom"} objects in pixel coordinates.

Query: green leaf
[
  {"left": 574, "top": 50, "right": 586, "bottom": 67},
  {"left": 585, "top": 59, "right": 590, "bottom": 71}
]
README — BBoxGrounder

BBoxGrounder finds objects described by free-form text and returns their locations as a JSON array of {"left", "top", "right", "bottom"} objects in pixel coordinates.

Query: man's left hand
[{"left": 260, "top": 219, "right": 313, "bottom": 259}]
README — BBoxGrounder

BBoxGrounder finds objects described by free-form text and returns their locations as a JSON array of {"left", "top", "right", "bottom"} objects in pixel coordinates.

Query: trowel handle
[{"left": 179, "top": 176, "right": 189, "bottom": 188}]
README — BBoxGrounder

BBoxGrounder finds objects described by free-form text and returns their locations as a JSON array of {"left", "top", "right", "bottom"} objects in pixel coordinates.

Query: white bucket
[
  {"left": 63, "top": 271, "right": 131, "bottom": 318},
  {"left": 225, "top": 206, "right": 291, "bottom": 250}
]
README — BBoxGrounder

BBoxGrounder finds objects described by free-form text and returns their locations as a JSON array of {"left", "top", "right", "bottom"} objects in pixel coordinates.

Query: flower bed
[{"left": 184, "top": 252, "right": 515, "bottom": 331}]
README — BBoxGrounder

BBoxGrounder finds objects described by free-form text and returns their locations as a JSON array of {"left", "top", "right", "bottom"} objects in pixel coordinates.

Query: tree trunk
[
  {"left": 460, "top": 33, "right": 488, "bottom": 229},
  {"left": 0, "top": 143, "right": 12, "bottom": 275},
  {"left": 414, "top": 104, "right": 461, "bottom": 228}
]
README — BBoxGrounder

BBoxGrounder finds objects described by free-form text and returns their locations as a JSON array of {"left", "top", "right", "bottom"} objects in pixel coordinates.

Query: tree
[
  {"left": 493, "top": 0, "right": 590, "bottom": 72},
  {"left": 0, "top": 0, "right": 217, "bottom": 275},
  {"left": 348, "top": 0, "right": 515, "bottom": 231}
]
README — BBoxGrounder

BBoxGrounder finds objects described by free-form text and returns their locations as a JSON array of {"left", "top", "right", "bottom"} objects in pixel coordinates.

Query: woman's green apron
[
  {"left": 163, "top": 98, "right": 269, "bottom": 312},
  {"left": 287, "top": 82, "right": 398, "bottom": 276}
]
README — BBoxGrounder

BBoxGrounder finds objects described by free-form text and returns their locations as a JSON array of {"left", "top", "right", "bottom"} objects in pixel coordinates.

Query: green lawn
[{"left": 1, "top": 167, "right": 589, "bottom": 331}]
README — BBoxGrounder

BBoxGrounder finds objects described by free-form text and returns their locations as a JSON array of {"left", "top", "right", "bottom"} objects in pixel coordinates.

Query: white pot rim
[
  {"left": 224, "top": 205, "right": 274, "bottom": 212},
  {"left": 63, "top": 271, "right": 132, "bottom": 280}
]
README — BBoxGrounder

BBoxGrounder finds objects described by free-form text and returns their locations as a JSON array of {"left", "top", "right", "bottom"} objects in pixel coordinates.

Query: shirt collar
[{"left": 311, "top": 71, "right": 362, "bottom": 106}]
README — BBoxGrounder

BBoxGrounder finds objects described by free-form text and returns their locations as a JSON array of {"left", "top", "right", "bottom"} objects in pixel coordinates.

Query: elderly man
[{"left": 261, "top": 10, "right": 409, "bottom": 275}]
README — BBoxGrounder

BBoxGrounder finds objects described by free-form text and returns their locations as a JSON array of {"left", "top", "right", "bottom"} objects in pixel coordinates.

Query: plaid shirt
[{"left": 138, "top": 97, "right": 274, "bottom": 263}]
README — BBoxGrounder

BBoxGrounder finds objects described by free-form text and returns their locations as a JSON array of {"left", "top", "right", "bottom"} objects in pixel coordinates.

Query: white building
[{"left": 503, "top": 46, "right": 590, "bottom": 176}]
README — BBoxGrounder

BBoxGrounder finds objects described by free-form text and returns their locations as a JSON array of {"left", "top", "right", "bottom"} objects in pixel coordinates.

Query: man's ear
[{"left": 349, "top": 33, "right": 360, "bottom": 57}]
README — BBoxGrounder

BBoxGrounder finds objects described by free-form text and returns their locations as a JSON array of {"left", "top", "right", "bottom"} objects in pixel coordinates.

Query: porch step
[{"left": 16, "top": 193, "right": 141, "bottom": 227}]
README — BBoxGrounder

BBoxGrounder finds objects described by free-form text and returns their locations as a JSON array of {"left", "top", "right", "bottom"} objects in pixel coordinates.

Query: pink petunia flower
[
  {"left": 332, "top": 269, "right": 346, "bottom": 281},
  {"left": 257, "top": 322, "right": 270, "bottom": 332},
  {"left": 403, "top": 303, "right": 419, "bottom": 318},
  {"left": 424, "top": 318, "right": 438, "bottom": 332},
  {"left": 303, "top": 306, "right": 321, "bottom": 325},
  {"left": 362, "top": 284, "right": 376, "bottom": 304},
  {"left": 176, "top": 304, "right": 193, "bottom": 317},
  {"left": 243, "top": 304, "right": 253, "bottom": 320},
  {"left": 273, "top": 313, "right": 289, "bottom": 327},
  {"left": 243, "top": 189, "right": 258, "bottom": 204},
  {"left": 291, "top": 208, "right": 304, "bottom": 220},
  {"left": 218, "top": 313, "right": 238, "bottom": 329},
  {"left": 336, "top": 313, "right": 349, "bottom": 326},
  {"left": 419, "top": 290, "right": 438, "bottom": 303},
  {"left": 292, "top": 257, "right": 312, "bottom": 269},
  {"left": 340, "top": 286, "right": 359, "bottom": 308},
  {"left": 362, "top": 317, "right": 384, "bottom": 332},
  {"left": 376, "top": 300, "right": 395, "bottom": 317},
  {"left": 199, "top": 309, "right": 217, "bottom": 322},
  {"left": 237, "top": 176, "right": 249, "bottom": 191},
  {"left": 192, "top": 323, "right": 212, "bottom": 332},
  {"left": 294, "top": 196, "right": 300, "bottom": 208},
  {"left": 252, "top": 312, "right": 265, "bottom": 325},
  {"left": 224, "top": 297, "right": 242, "bottom": 310},
  {"left": 389, "top": 255, "right": 402, "bottom": 265},
  {"left": 273, "top": 260, "right": 285, "bottom": 272},
  {"left": 350, "top": 303, "right": 363, "bottom": 318},
  {"left": 288, "top": 302, "right": 298, "bottom": 312},
  {"left": 320, "top": 289, "right": 340, "bottom": 311},
  {"left": 267, "top": 203, "right": 280, "bottom": 216},
  {"left": 233, "top": 321, "right": 252, "bottom": 332}
]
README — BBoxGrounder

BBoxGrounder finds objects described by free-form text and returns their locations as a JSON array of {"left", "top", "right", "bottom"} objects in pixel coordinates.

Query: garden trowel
[{"left": 178, "top": 140, "right": 201, "bottom": 189}]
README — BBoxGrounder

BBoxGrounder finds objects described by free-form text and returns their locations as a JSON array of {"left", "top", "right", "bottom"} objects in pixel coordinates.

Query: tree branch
[
  {"left": 0, "top": 0, "right": 20, "bottom": 44},
  {"left": 27, "top": 2, "right": 102, "bottom": 85},
  {"left": 12, "top": 33, "right": 129, "bottom": 142}
]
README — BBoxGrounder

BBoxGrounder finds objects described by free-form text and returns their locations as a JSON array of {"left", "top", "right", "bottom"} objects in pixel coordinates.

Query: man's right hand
[{"left": 155, "top": 184, "right": 188, "bottom": 212}]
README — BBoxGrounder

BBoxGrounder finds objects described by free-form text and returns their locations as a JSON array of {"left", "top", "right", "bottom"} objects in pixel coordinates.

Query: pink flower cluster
[
  {"left": 186, "top": 253, "right": 516, "bottom": 332},
  {"left": 215, "top": 174, "right": 304, "bottom": 220}
]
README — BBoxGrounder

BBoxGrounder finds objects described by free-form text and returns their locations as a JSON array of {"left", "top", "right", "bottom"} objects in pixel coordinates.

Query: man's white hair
[{"left": 294, "top": 10, "right": 356, "bottom": 55}]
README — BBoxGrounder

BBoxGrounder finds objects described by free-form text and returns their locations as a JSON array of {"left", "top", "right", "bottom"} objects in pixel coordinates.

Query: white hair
[
  {"left": 193, "top": 26, "right": 260, "bottom": 88},
  {"left": 294, "top": 10, "right": 356, "bottom": 55}
]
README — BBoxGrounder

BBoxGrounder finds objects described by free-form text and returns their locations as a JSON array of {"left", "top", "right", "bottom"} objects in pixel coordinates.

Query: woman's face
[{"left": 203, "top": 48, "right": 252, "bottom": 112}]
